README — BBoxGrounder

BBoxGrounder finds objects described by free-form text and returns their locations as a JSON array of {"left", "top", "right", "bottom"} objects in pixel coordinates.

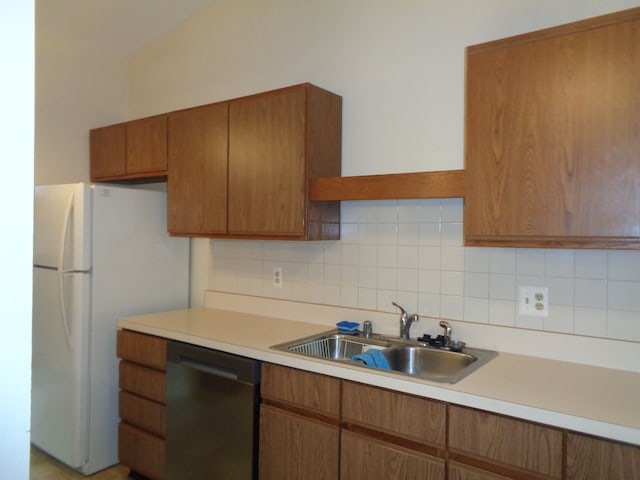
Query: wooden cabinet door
[
  {"left": 259, "top": 405, "right": 339, "bottom": 480},
  {"left": 340, "top": 430, "right": 444, "bottom": 480},
  {"left": 449, "top": 405, "right": 563, "bottom": 479},
  {"left": 449, "top": 462, "right": 514, "bottom": 480},
  {"left": 228, "top": 86, "right": 306, "bottom": 236},
  {"left": 167, "top": 102, "right": 228, "bottom": 235},
  {"left": 567, "top": 432, "right": 640, "bottom": 480},
  {"left": 90, "top": 123, "right": 126, "bottom": 180},
  {"left": 465, "top": 9, "right": 640, "bottom": 248},
  {"left": 341, "top": 381, "right": 446, "bottom": 449},
  {"left": 126, "top": 115, "right": 168, "bottom": 175}
]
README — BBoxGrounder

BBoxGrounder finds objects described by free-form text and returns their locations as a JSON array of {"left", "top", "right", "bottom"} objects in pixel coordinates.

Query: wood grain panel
[
  {"left": 167, "top": 102, "right": 229, "bottom": 235},
  {"left": 259, "top": 405, "right": 339, "bottom": 480},
  {"left": 118, "top": 422, "right": 165, "bottom": 480},
  {"left": 567, "top": 432, "right": 640, "bottom": 479},
  {"left": 310, "top": 170, "right": 465, "bottom": 201},
  {"left": 90, "top": 124, "right": 126, "bottom": 180},
  {"left": 116, "top": 330, "right": 167, "bottom": 370},
  {"left": 340, "top": 430, "right": 444, "bottom": 480},
  {"left": 465, "top": 7, "right": 640, "bottom": 248},
  {"left": 260, "top": 363, "right": 340, "bottom": 419},
  {"left": 119, "top": 361, "right": 166, "bottom": 403},
  {"left": 228, "top": 86, "right": 306, "bottom": 236},
  {"left": 341, "top": 381, "right": 446, "bottom": 448},
  {"left": 119, "top": 391, "right": 165, "bottom": 437},
  {"left": 449, "top": 462, "right": 514, "bottom": 480},
  {"left": 126, "top": 115, "right": 168, "bottom": 175},
  {"left": 449, "top": 406, "right": 563, "bottom": 479}
]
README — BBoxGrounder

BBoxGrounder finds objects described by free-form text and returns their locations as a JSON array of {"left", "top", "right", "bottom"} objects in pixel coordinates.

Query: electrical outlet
[
  {"left": 519, "top": 286, "right": 549, "bottom": 317},
  {"left": 272, "top": 267, "right": 283, "bottom": 288}
]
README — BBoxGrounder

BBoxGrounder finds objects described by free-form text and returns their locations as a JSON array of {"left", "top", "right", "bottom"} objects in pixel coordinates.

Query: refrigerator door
[
  {"left": 31, "top": 182, "right": 92, "bottom": 470},
  {"left": 33, "top": 183, "right": 91, "bottom": 271}
]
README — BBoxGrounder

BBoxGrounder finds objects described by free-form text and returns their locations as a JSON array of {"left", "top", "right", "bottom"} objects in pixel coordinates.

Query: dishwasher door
[{"left": 165, "top": 341, "right": 261, "bottom": 480}]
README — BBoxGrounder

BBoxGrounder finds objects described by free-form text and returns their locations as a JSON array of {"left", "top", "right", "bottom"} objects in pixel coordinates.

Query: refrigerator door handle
[{"left": 57, "top": 191, "right": 76, "bottom": 351}]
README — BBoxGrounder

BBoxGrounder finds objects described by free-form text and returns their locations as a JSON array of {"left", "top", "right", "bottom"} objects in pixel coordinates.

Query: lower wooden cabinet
[
  {"left": 259, "top": 405, "right": 340, "bottom": 480},
  {"left": 341, "top": 430, "right": 444, "bottom": 480},
  {"left": 118, "top": 422, "right": 166, "bottom": 480},
  {"left": 566, "top": 432, "right": 640, "bottom": 480},
  {"left": 117, "top": 330, "right": 167, "bottom": 479},
  {"left": 449, "top": 462, "right": 514, "bottom": 480},
  {"left": 449, "top": 405, "right": 563, "bottom": 480}
]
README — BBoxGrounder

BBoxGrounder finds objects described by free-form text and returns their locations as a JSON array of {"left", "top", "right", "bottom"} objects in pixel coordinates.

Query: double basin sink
[{"left": 272, "top": 331, "right": 498, "bottom": 384}]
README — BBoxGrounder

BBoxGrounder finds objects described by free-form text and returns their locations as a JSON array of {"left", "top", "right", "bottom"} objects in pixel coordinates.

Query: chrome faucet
[
  {"left": 439, "top": 320, "right": 452, "bottom": 348},
  {"left": 392, "top": 301, "right": 419, "bottom": 340}
]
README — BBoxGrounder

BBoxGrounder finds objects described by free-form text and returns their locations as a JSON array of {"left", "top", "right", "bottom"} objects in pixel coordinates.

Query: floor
[{"left": 30, "top": 447, "right": 130, "bottom": 480}]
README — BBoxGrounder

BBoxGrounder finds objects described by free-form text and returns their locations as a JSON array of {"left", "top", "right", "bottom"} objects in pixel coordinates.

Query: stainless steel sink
[{"left": 271, "top": 330, "right": 498, "bottom": 384}]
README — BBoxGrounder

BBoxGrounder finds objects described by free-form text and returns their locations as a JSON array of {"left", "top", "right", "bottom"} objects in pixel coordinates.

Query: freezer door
[
  {"left": 33, "top": 183, "right": 91, "bottom": 270},
  {"left": 31, "top": 266, "right": 90, "bottom": 470}
]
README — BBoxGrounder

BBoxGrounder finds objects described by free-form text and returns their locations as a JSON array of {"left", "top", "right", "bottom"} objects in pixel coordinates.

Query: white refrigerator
[{"left": 31, "top": 183, "right": 189, "bottom": 474}]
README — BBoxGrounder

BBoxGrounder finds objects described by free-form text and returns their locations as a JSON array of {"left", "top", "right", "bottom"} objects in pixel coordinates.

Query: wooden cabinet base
[
  {"left": 340, "top": 430, "right": 444, "bottom": 480},
  {"left": 259, "top": 405, "right": 339, "bottom": 480},
  {"left": 118, "top": 422, "right": 165, "bottom": 480}
]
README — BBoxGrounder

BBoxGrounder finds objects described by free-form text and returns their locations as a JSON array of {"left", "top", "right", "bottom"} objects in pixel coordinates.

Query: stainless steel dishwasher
[{"left": 165, "top": 340, "right": 261, "bottom": 480}]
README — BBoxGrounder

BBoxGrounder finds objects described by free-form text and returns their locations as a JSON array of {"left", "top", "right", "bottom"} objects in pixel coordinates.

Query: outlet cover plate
[{"left": 519, "top": 286, "right": 549, "bottom": 317}]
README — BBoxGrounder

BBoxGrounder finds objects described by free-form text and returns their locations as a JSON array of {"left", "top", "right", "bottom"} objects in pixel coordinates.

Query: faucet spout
[{"left": 392, "top": 301, "right": 419, "bottom": 340}]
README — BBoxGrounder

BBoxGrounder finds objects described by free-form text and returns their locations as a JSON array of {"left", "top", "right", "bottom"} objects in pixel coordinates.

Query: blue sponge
[{"left": 336, "top": 321, "right": 359, "bottom": 334}]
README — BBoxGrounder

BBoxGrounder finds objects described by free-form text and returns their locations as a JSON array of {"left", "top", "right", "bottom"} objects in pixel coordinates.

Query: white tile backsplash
[{"left": 209, "top": 199, "right": 640, "bottom": 343}]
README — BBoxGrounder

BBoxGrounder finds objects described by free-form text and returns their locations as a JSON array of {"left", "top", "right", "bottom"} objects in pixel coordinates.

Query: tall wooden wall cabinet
[
  {"left": 464, "top": 7, "right": 640, "bottom": 249},
  {"left": 167, "top": 83, "right": 342, "bottom": 240}
]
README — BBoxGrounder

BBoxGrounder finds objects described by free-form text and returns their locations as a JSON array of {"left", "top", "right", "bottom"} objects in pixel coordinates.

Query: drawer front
[
  {"left": 261, "top": 363, "right": 340, "bottom": 418},
  {"left": 119, "top": 390, "right": 165, "bottom": 437},
  {"left": 119, "top": 361, "right": 166, "bottom": 403},
  {"left": 567, "top": 432, "right": 640, "bottom": 480},
  {"left": 118, "top": 422, "right": 165, "bottom": 480},
  {"left": 340, "top": 430, "right": 445, "bottom": 480},
  {"left": 342, "top": 381, "right": 446, "bottom": 448},
  {"left": 117, "top": 329, "right": 167, "bottom": 370},
  {"left": 449, "top": 405, "right": 563, "bottom": 479}
]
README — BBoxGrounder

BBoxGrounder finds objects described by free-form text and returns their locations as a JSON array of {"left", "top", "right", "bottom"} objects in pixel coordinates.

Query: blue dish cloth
[{"left": 352, "top": 349, "right": 390, "bottom": 370}]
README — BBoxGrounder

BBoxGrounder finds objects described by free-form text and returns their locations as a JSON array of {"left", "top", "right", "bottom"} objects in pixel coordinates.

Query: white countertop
[{"left": 118, "top": 306, "right": 640, "bottom": 446}]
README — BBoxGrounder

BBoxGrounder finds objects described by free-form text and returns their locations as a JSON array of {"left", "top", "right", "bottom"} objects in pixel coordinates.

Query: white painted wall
[
  {"left": 0, "top": 2, "right": 34, "bottom": 478},
  {"left": 35, "top": 2, "right": 130, "bottom": 185}
]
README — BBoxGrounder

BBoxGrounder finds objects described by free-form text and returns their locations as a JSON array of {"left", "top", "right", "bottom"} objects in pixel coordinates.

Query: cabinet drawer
[
  {"left": 119, "top": 391, "right": 165, "bottom": 437},
  {"left": 449, "top": 405, "right": 563, "bottom": 479},
  {"left": 117, "top": 330, "right": 167, "bottom": 370},
  {"left": 340, "top": 430, "right": 445, "bottom": 480},
  {"left": 341, "top": 381, "right": 446, "bottom": 448},
  {"left": 260, "top": 363, "right": 340, "bottom": 419},
  {"left": 118, "top": 422, "right": 165, "bottom": 480},
  {"left": 566, "top": 432, "right": 640, "bottom": 480},
  {"left": 119, "top": 361, "right": 166, "bottom": 403}
]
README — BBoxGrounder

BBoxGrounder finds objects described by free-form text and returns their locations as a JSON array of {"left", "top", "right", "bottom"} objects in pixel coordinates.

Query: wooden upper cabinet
[
  {"left": 126, "top": 115, "right": 168, "bottom": 175},
  {"left": 228, "top": 83, "right": 342, "bottom": 240},
  {"left": 90, "top": 114, "right": 168, "bottom": 182},
  {"left": 90, "top": 124, "right": 126, "bottom": 179},
  {"left": 464, "top": 7, "right": 640, "bottom": 248},
  {"left": 167, "top": 102, "right": 229, "bottom": 235}
]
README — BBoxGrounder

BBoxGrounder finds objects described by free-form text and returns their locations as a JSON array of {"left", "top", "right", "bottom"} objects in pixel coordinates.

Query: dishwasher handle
[{"left": 168, "top": 340, "right": 261, "bottom": 385}]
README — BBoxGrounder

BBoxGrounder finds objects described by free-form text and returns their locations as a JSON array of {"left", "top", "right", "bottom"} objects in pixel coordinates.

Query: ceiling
[{"left": 37, "top": 0, "right": 219, "bottom": 57}]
